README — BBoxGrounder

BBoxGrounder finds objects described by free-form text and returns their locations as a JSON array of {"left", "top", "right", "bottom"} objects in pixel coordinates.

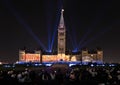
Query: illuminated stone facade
[
  {"left": 82, "top": 49, "right": 103, "bottom": 62},
  {"left": 19, "top": 50, "right": 41, "bottom": 62},
  {"left": 19, "top": 9, "right": 103, "bottom": 63},
  {"left": 19, "top": 49, "right": 103, "bottom": 63}
]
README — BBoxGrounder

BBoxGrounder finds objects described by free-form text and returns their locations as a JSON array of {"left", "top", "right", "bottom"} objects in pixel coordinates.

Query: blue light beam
[
  {"left": 69, "top": 16, "right": 78, "bottom": 51},
  {"left": 67, "top": 30, "right": 75, "bottom": 50},
  {"left": 72, "top": 29, "right": 78, "bottom": 51},
  {"left": 77, "top": 28, "right": 92, "bottom": 50},
  {"left": 76, "top": 1, "right": 112, "bottom": 50},
  {"left": 3, "top": 0, "right": 47, "bottom": 50},
  {"left": 45, "top": 1, "right": 54, "bottom": 51},
  {"left": 79, "top": 28, "right": 112, "bottom": 49},
  {"left": 50, "top": 0, "right": 62, "bottom": 51}
]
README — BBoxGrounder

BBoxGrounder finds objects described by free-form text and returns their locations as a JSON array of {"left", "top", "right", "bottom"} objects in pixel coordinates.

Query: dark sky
[{"left": 0, "top": 0, "right": 120, "bottom": 63}]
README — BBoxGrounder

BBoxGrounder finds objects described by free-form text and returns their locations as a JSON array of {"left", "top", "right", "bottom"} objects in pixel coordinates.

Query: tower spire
[{"left": 59, "top": 9, "right": 64, "bottom": 28}]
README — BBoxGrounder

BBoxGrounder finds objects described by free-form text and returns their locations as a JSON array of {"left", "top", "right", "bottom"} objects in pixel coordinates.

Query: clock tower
[{"left": 58, "top": 9, "right": 66, "bottom": 60}]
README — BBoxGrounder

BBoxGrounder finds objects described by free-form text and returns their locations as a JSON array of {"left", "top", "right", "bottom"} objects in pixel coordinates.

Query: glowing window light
[
  {"left": 71, "top": 56, "right": 77, "bottom": 61},
  {"left": 82, "top": 56, "right": 93, "bottom": 62},
  {"left": 0, "top": 62, "right": 2, "bottom": 65}
]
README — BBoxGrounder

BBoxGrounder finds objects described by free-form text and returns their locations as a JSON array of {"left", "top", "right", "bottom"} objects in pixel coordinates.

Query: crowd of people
[{"left": 0, "top": 64, "right": 120, "bottom": 85}]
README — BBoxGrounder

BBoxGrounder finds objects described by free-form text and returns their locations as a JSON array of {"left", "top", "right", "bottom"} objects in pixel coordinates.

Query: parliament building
[{"left": 19, "top": 9, "right": 103, "bottom": 63}]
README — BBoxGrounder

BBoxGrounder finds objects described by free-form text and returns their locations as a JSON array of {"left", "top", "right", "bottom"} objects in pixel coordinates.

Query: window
[
  {"left": 59, "top": 33, "right": 64, "bottom": 36},
  {"left": 60, "top": 39, "right": 64, "bottom": 41},
  {"left": 59, "top": 48, "right": 64, "bottom": 51}
]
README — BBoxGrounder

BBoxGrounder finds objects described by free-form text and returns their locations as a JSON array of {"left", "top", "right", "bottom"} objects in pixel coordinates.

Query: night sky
[{"left": 0, "top": 0, "right": 120, "bottom": 63}]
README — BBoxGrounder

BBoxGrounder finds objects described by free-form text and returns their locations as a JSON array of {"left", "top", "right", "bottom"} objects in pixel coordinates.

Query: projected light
[
  {"left": 47, "top": 29, "right": 51, "bottom": 52},
  {"left": 71, "top": 56, "right": 77, "bottom": 61},
  {"left": 45, "top": 63, "right": 52, "bottom": 66},
  {"left": 77, "top": 29, "right": 92, "bottom": 50},
  {"left": 3, "top": 0, "right": 47, "bottom": 51},
  {"left": 46, "top": 50, "right": 52, "bottom": 53},
  {"left": 79, "top": 28, "right": 111, "bottom": 49},
  {"left": 82, "top": 62, "right": 89, "bottom": 65},
  {"left": 69, "top": 63, "right": 76, "bottom": 67},
  {"left": 90, "top": 64, "right": 94, "bottom": 67},
  {"left": 109, "top": 64, "right": 115, "bottom": 67},
  {"left": 102, "top": 64, "right": 105, "bottom": 67},
  {"left": 3, "top": 64, "right": 11, "bottom": 68},
  {"left": 72, "top": 48, "right": 78, "bottom": 53},
  {"left": 34, "top": 63, "right": 42, "bottom": 66},
  {"left": 15, "top": 61, "right": 26, "bottom": 64},
  {"left": 50, "top": 11, "right": 60, "bottom": 51},
  {"left": 82, "top": 56, "right": 93, "bottom": 62}
]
